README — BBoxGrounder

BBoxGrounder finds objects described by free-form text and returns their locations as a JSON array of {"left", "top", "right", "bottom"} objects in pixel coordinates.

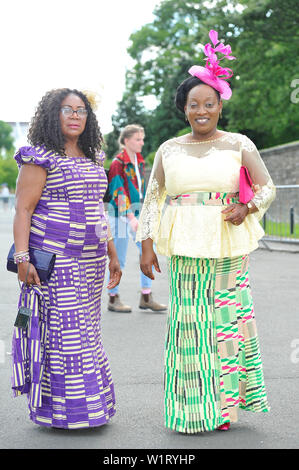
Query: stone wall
[
  {"left": 260, "top": 142, "right": 299, "bottom": 227},
  {"left": 260, "top": 141, "right": 299, "bottom": 186}
]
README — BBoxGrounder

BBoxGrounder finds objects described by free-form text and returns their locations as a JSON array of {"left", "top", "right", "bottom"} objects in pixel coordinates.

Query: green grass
[{"left": 262, "top": 220, "right": 299, "bottom": 238}]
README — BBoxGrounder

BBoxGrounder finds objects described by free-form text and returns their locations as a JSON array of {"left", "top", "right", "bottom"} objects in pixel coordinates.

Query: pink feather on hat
[{"left": 188, "top": 30, "right": 236, "bottom": 100}]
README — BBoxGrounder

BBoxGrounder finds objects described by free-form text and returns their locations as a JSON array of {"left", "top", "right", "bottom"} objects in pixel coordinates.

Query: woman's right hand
[
  {"left": 107, "top": 256, "right": 122, "bottom": 290},
  {"left": 140, "top": 243, "right": 161, "bottom": 280},
  {"left": 18, "top": 262, "right": 41, "bottom": 286}
]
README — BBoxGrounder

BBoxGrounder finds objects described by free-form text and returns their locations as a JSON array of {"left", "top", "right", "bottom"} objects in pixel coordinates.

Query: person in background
[
  {"left": 12, "top": 88, "right": 121, "bottom": 429},
  {"left": 107, "top": 124, "right": 167, "bottom": 313},
  {"left": 137, "top": 30, "right": 276, "bottom": 433}
]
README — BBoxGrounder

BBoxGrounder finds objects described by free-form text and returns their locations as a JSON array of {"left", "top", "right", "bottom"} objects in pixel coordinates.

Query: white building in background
[{"left": 6, "top": 122, "right": 29, "bottom": 148}]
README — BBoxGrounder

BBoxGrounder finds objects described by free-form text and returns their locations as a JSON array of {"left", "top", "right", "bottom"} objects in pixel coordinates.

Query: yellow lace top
[{"left": 136, "top": 132, "right": 276, "bottom": 258}]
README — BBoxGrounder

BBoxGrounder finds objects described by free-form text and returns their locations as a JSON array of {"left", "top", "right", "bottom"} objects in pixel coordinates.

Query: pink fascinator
[{"left": 189, "top": 30, "right": 236, "bottom": 100}]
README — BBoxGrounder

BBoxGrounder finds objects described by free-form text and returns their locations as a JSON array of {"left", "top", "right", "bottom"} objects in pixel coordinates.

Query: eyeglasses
[{"left": 60, "top": 106, "right": 88, "bottom": 118}]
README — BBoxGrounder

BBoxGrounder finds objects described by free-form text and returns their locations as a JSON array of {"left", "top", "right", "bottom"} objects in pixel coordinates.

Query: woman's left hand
[
  {"left": 107, "top": 256, "right": 122, "bottom": 289},
  {"left": 222, "top": 203, "right": 249, "bottom": 226}
]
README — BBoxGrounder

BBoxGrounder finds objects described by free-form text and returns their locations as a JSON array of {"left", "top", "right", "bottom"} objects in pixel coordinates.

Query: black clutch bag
[{"left": 7, "top": 244, "right": 56, "bottom": 282}]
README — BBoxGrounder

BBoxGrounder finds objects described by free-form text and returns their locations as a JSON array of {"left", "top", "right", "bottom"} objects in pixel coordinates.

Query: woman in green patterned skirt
[{"left": 136, "top": 30, "right": 276, "bottom": 433}]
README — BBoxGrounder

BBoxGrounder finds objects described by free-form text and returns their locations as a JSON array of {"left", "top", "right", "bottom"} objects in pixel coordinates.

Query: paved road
[{"left": 0, "top": 210, "right": 298, "bottom": 450}]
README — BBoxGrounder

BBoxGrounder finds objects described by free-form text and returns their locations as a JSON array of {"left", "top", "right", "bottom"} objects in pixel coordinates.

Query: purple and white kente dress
[{"left": 11, "top": 145, "right": 115, "bottom": 429}]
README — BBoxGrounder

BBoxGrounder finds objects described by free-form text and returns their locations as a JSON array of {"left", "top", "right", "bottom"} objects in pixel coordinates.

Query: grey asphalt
[{"left": 0, "top": 209, "right": 299, "bottom": 450}]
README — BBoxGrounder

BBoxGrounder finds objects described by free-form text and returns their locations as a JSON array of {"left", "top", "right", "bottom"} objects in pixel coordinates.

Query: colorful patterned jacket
[{"left": 107, "top": 149, "right": 146, "bottom": 218}]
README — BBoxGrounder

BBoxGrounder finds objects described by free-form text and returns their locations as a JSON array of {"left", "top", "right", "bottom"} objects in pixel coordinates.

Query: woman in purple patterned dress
[{"left": 11, "top": 89, "right": 121, "bottom": 429}]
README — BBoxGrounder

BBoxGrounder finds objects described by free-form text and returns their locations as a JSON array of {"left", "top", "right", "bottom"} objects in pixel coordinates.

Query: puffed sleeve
[
  {"left": 136, "top": 145, "right": 167, "bottom": 242},
  {"left": 241, "top": 135, "right": 276, "bottom": 220},
  {"left": 14, "top": 146, "right": 57, "bottom": 171}
]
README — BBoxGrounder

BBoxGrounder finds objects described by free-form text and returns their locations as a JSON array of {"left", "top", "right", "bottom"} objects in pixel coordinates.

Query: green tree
[
  {"left": 0, "top": 121, "right": 14, "bottom": 156},
  {"left": 127, "top": 0, "right": 211, "bottom": 98},
  {"left": 0, "top": 149, "right": 18, "bottom": 190},
  {"left": 224, "top": 0, "right": 299, "bottom": 147},
  {"left": 144, "top": 58, "right": 191, "bottom": 151},
  {"left": 0, "top": 122, "right": 17, "bottom": 189},
  {"left": 103, "top": 129, "right": 119, "bottom": 164},
  {"left": 104, "top": 91, "right": 153, "bottom": 160}
]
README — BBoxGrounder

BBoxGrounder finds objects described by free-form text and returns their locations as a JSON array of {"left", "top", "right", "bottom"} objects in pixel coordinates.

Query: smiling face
[
  {"left": 59, "top": 93, "right": 88, "bottom": 141},
  {"left": 184, "top": 84, "right": 222, "bottom": 140}
]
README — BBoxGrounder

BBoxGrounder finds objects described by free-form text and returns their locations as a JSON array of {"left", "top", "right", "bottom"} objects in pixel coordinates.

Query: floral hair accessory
[
  {"left": 188, "top": 30, "right": 236, "bottom": 100},
  {"left": 82, "top": 90, "right": 100, "bottom": 111}
]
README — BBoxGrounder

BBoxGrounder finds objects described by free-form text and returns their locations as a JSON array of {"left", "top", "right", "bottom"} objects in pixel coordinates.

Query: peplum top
[
  {"left": 136, "top": 132, "right": 276, "bottom": 258},
  {"left": 14, "top": 145, "right": 108, "bottom": 258}
]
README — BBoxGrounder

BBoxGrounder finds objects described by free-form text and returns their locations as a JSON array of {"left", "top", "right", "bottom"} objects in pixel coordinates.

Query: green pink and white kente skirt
[{"left": 164, "top": 254, "right": 269, "bottom": 433}]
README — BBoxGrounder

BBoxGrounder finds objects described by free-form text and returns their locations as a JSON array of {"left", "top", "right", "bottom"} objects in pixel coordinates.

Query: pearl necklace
[{"left": 176, "top": 132, "right": 228, "bottom": 144}]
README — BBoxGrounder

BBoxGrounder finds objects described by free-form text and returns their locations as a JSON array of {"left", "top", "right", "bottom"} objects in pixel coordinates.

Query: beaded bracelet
[
  {"left": 14, "top": 251, "right": 30, "bottom": 264},
  {"left": 14, "top": 250, "right": 29, "bottom": 257},
  {"left": 107, "top": 237, "right": 113, "bottom": 242}
]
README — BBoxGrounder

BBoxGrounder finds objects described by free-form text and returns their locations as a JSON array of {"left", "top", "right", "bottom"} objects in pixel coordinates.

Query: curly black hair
[
  {"left": 28, "top": 88, "right": 103, "bottom": 163},
  {"left": 175, "top": 76, "right": 221, "bottom": 113}
]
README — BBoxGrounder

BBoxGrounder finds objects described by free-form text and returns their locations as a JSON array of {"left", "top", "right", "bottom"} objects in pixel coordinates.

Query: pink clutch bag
[{"left": 239, "top": 166, "right": 254, "bottom": 204}]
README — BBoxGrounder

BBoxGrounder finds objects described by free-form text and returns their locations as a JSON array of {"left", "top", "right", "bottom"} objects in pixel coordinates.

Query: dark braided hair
[{"left": 28, "top": 88, "right": 103, "bottom": 163}]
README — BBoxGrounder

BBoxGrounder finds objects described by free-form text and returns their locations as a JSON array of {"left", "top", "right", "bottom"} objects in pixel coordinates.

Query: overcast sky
[{"left": 0, "top": 0, "right": 160, "bottom": 134}]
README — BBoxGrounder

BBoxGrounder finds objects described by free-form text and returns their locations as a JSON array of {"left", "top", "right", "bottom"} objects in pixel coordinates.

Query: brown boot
[
  {"left": 139, "top": 293, "right": 167, "bottom": 312},
  {"left": 108, "top": 294, "right": 132, "bottom": 313}
]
